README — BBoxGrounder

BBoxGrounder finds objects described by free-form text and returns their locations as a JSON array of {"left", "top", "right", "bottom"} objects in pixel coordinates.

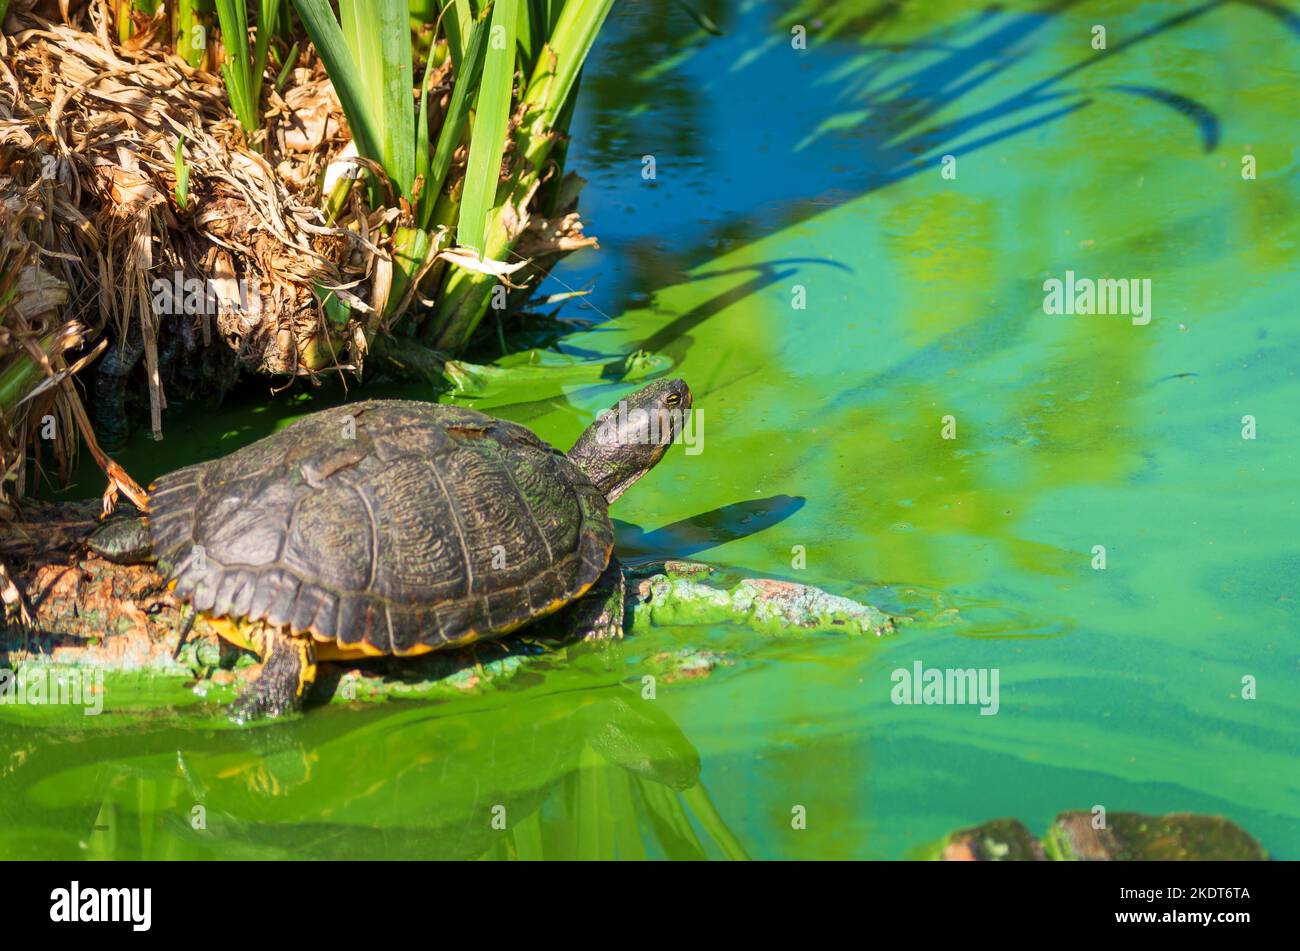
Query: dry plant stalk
[{"left": 2, "top": 0, "right": 364, "bottom": 435}]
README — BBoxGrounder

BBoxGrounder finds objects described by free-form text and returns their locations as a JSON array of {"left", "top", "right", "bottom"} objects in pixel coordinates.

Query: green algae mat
[{"left": 3, "top": 1, "right": 1298, "bottom": 859}]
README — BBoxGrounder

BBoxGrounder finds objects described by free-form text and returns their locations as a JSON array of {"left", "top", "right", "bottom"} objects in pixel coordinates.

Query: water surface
[{"left": 3, "top": 0, "right": 1297, "bottom": 859}]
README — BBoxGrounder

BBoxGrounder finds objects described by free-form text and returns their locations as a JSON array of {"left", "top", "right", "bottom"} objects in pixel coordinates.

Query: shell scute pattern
[{"left": 148, "top": 400, "right": 613, "bottom": 654}]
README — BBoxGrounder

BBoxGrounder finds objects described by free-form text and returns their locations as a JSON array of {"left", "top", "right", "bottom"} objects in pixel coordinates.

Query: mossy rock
[
  {"left": 933, "top": 811, "right": 1270, "bottom": 861},
  {"left": 936, "top": 818, "right": 1046, "bottom": 861},
  {"left": 633, "top": 573, "right": 897, "bottom": 638},
  {"left": 1044, "top": 811, "right": 1269, "bottom": 861}
]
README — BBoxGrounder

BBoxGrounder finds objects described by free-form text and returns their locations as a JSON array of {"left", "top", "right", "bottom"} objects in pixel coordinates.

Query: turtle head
[{"left": 569, "top": 378, "right": 693, "bottom": 504}]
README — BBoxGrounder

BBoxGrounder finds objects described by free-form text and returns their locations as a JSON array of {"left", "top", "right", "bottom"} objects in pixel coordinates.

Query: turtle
[{"left": 88, "top": 378, "right": 693, "bottom": 721}]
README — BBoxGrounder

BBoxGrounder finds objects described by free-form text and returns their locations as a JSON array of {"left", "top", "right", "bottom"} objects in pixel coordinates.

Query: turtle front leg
[
  {"left": 229, "top": 624, "right": 317, "bottom": 723},
  {"left": 563, "top": 558, "right": 627, "bottom": 642}
]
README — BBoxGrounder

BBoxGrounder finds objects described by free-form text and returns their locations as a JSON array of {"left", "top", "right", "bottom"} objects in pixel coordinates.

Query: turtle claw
[{"left": 228, "top": 685, "right": 302, "bottom": 724}]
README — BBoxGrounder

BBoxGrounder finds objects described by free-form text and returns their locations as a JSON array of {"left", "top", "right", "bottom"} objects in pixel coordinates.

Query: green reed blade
[
  {"left": 296, "top": 0, "right": 415, "bottom": 200},
  {"left": 457, "top": 0, "right": 517, "bottom": 256},
  {"left": 214, "top": 0, "right": 254, "bottom": 131},
  {"left": 292, "top": 0, "right": 384, "bottom": 182},
  {"left": 420, "top": 11, "right": 489, "bottom": 230}
]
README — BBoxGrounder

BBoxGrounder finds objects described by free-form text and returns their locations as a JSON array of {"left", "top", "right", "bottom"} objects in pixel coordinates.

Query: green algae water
[{"left": 3, "top": 0, "right": 1298, "bottom": 859}]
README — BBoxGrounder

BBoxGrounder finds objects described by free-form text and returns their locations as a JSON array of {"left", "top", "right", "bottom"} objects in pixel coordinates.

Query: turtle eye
[{"left": 664, "top": 393, "right": 681, "bottom": 407}]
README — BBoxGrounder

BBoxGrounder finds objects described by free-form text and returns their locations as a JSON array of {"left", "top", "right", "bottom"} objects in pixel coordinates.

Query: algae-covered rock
[
  {"left": 625, "top": 559, "right": 717, "bottom": 580},
  {"left": 645, "top": 648, "right": 734, "bottom": 683},
  {"left": 1044, "top": 811, "right": 1269, "bottom": 861},
  {"left": 634, "top": 574, "right": 897, "bottom": 637},
  {"left": 930, "top": 811, "right": 1270, "bottom": 861},
  {"left": 939, "top": 818, "right": 1046, "bottom": 861},
  {"left": 320, "top": 648, "right": 538, "bottom": 703}
]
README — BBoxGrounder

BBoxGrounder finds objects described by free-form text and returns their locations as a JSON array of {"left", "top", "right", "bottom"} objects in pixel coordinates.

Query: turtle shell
[{"left": 147, "top": 400, "right": 614, "bottom": 655}]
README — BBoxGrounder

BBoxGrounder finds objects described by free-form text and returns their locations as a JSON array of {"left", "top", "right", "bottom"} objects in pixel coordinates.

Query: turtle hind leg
[
  {"left": 228, "top": 624, "right": 317, "bottom": 723},
  {"left": 562, "top": 558, "right": 626, "bottom": 643}
]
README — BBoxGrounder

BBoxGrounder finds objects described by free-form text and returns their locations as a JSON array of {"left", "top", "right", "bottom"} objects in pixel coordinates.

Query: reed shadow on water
[{"left": 603, "top": 0, "right": 1259, "bottom": 329}]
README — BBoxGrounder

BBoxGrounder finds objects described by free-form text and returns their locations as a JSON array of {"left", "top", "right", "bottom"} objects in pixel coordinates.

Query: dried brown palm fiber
[
  {"left": 0, "top": 171, "right": 80, "bottom": 500},
  {"left": 2, "top": 6, "right": 360, "bottom": 446},
  {"left": 0, "top": 161, "right": 145, "bottom": 587},
  {"left": 496, "top": 171, "right": 598, "bottom": 317},
  {"left": 0, "top": 554, "right": 36, "bottom": 629},
  {"left": 0, "top": 63, "right": 145, "bottom": 527}
]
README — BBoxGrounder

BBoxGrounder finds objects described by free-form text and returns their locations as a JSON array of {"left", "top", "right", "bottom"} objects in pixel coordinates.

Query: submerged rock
[
  {"left": 1044, "top": 810, "right": 1269, "bottom": 861},
  {"left": 940, "top": 818, "right": 1046, "bottom": 861},
  {"left": 935, "top": 811, "right": 1269, "bottom": 861},
  {"left": 646, "top": 648, "right": 735, "bottom": 683}
]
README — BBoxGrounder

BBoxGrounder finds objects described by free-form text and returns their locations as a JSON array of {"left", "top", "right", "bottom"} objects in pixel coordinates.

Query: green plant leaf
[
  {"left": 378, "top": 0, "right": 416, "bottom": 200},
  {"left": 274, "top": 40, "right": 300, "bottom": 91},
  {"left": 415, "top": 51, "right": 434, "bottom": 211},
  {"left": 295, "top": 0, "right": 415, "bottom": 200},
  {"left": 174, "top": 134, "right": 191, "bottom": 210},
  {"left": 214, "top": 1, "right": 252, "bottom": 131},
  {"left": 252, "top": 1, "right": 282, "bottom": 107},
  {"left": 214, "top": 1, "right": 284, "bottom": 136},
  {"left": 522, "top": 0, "right": 615, "bottom": 136},
  {"left": 437, "top": 0, "right": 475, "bottom": 70},
  {"left": 292, "top": 0, "right": 383, "bottom": 178},
  {"left": 421, "top": 11, "right": 489, "bottom": 230},
  {"left": 458, "top": 0, "right": 517, "bottom": 256}
]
